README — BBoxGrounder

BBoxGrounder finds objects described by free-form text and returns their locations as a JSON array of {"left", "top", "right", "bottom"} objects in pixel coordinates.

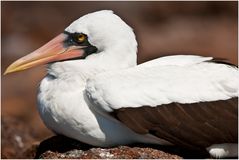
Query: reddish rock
[
  {"left": 1, "top": 116, "right": 39, "bottom": 158},
  {"left": 38, "top": 146, "right": 182, "bottom": 159},
  {"left": 35, "top": 136, "right": 182, "bottom": 159}
]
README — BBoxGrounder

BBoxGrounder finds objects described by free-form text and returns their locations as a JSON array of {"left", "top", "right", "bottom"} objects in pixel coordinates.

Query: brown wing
[
  {"left": 113, "top": 98, "right": 238, "bottom": 149},
  {"left": 206, "top": 58, "right": 238, "bottom": 67}
]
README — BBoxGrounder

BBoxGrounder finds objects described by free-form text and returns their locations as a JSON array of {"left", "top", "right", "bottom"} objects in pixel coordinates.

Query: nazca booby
[{"left": 4, "top": 10, "right": 238, "bottom": 158}]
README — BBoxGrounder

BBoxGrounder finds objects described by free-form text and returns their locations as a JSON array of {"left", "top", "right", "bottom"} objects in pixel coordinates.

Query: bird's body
[
  {"left": 5, "top": 10, "right": 238, "bottom": 158},
  {"left": 38, "top": 54, "right": 238, "bottom": 149}
]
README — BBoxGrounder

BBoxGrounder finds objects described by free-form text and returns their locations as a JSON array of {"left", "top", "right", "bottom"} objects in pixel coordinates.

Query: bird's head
[{"left": 4, "top": 10, "right": 137, "bottom": 75}]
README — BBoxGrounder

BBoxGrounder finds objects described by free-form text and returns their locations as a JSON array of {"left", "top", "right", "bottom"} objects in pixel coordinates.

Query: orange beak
[{"left": 4, "top": 33, "right": 86, "bottom": 75}]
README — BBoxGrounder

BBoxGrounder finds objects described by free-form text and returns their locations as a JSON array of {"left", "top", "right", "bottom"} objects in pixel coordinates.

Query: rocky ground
[{"left": 2, "top": 116, "right": 211, "bottom": 159}]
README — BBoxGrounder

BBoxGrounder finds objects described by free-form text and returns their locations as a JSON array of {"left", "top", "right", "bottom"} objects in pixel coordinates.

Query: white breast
[{"left": 37, "top": 73, "right": 171, "bottom": 146}]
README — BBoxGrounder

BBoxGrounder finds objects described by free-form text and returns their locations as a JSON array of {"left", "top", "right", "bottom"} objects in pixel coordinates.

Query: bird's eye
[{"left": 76, "top": 34, "right": 86, "bottom": 43}]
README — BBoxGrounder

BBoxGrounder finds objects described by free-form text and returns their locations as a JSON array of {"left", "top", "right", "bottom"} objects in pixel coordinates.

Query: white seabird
[{"left": 5, "top": 10, "right": 238, "bottom": 158}]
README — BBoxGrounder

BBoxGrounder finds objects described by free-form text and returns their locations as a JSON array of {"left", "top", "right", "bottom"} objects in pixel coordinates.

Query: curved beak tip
[
  {"left": 4, "top": 66, "right": 12, "bottom": 75},
  {"left": 4, "top": 64, "right": 19, "bottom": 75},
  {"left": 4, "top": 70, "right": 9, "bottom": 75}
]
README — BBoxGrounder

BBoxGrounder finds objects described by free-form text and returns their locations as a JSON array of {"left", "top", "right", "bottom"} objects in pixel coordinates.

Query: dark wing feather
[
  {"left": 114, "top": 98, "right": 238, "bottom": 149},
  {"left": 206, "top": 58, "right": 238, "bottom": 67}
]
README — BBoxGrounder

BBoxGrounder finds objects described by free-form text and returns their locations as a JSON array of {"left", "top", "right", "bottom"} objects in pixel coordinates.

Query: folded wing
[{"left": 114, "top": 98, "right": 238, "bottom": 149}]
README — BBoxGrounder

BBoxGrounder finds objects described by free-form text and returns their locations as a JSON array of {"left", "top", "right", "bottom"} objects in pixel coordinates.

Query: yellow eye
[{"left": 78, "top": 34, "right": 86, "bottom": 42}]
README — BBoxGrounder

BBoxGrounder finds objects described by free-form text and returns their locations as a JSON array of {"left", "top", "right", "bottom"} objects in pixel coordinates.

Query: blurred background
[{"left": 1, "top": 1, "right": 238, "bottom": 158}]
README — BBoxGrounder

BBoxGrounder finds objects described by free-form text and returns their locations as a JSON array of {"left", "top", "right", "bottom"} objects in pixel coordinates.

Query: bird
[{"left": 4, "top": 10, "right": 238, "bottom": 158}]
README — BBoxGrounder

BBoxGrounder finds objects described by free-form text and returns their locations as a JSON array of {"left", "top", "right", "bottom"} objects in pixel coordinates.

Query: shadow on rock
[
  {"left": 34, "top": 135, "right": 210, "bottom": 159},
  {"left": 131, "top": 143, "right": 210, "bottom": 159},
  {"left": 34, "top": 135, "right": 92, "bottom": 158}
]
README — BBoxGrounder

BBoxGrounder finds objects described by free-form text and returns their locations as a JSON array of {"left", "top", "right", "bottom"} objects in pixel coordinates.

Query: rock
[
  {"left": 34, "top": 136, "right": 181, "bottom": 159},
  {"left": 1, "top": 116, "right": 39, "bottom": 158},
  {"left": 31, "top": 135, "right": 209, "bottom": 159},
  {"left": 38, "top": 147, "right": 181, "bottom": 159}
]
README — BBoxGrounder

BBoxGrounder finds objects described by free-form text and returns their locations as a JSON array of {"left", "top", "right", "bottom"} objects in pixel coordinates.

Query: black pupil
[{"left": 78, "top": 35, "right": 84, "bottom": 41}]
